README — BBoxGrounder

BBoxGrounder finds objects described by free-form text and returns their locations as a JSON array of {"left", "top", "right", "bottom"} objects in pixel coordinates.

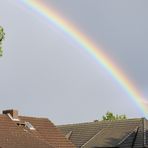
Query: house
[
  {"left": 58, "top": 118, "right": 148, "bottom": 148},
  {"left": 0, "top": 109, "right": 75, "bottom": 148}
]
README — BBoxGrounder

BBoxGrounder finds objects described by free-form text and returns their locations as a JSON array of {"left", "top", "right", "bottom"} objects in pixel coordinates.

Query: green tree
[
  {"left": 0, "top": 26, "right": 5, "bottom": 56},
  {"left": 102, "top": 111, "right": 127, "bottom": 121}
]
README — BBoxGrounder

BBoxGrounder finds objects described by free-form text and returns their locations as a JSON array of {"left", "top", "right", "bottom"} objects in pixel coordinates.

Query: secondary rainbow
[{"left": 21, "top": 0, "right": 148, "bottom": 117}]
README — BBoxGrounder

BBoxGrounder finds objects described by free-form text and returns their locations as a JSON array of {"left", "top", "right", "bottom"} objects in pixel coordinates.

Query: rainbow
[{"left": 21, "top": 0, "right": 148, "bottom": 117}]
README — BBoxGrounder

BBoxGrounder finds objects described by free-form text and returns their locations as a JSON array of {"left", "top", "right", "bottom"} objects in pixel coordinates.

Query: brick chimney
[{"left": 3, "top": 109, "right": 18, "bottom": 119}]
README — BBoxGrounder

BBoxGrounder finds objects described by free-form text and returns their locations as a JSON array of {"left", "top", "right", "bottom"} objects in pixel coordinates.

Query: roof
[
  {"left": 58, "top": 118, "right": 148, "bottom": 148},
  {"left": 0, "top": 110, "right": 76, "bottom": 148},
  {"left": 19, "top": 116, "right": 75, "bottom": 148}
]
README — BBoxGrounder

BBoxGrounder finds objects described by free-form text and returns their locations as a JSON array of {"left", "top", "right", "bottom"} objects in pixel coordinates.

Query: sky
[{"left": 0, "top": 0, "right": 148, "bottom": 124}]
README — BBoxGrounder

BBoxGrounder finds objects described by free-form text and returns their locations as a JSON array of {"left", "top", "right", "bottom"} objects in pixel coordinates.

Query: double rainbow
[{"left": 21, "top": 0, "right": 148, "bottom": 117}]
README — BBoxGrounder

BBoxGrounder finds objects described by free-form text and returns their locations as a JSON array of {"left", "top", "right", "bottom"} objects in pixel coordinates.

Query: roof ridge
[
  {"left": 57, "top": 121, "right": 96, "bottom": 127},
  {"left": 80, "top": 121, "right": 114, "bottom": 148},
  {"left": 58, "top": 118, "right": 144, "bottom": 127},
  {"left": 80, "top": 128, "right": 106, "bottom": 148},
  {"left": 131, "top": 126, "right": 139, "bottom": 147},
  {"left": 117, "top": 126, "right": 139, "bottom": 146},
  {"left": 19, "top": 115, "right": 49, "bottom": 119}
]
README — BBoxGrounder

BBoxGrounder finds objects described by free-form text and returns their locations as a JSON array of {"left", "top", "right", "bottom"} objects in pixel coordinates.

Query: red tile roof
[
  {"left": 0, "top": 111, "right": 75, "bottom": 148},
  {"left": 20, "top": 116, "right": 76, "bottom": 148}
]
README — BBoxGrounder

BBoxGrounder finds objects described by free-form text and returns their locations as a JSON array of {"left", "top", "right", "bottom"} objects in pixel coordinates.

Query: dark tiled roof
[
  {"left": 0, "top": 113, "right": 75, "bottom": 148},
  {"left": 58, "top": 118, "right": 147, "bottom": 148}
]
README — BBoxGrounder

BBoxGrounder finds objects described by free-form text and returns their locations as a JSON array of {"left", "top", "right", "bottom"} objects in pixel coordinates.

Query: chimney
[{"left": 3, "top": 109, "right": 19, "bottom": 120}]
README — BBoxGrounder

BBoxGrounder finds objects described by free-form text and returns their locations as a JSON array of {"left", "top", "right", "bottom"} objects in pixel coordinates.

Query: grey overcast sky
[{"left": 0, "top": 0, "right": 148, "bottom": 124}]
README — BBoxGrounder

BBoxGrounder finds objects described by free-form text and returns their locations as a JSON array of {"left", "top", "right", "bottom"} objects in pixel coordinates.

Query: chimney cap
[{"left": 2, "top": 109, "right": 19, "bottom": 120}]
